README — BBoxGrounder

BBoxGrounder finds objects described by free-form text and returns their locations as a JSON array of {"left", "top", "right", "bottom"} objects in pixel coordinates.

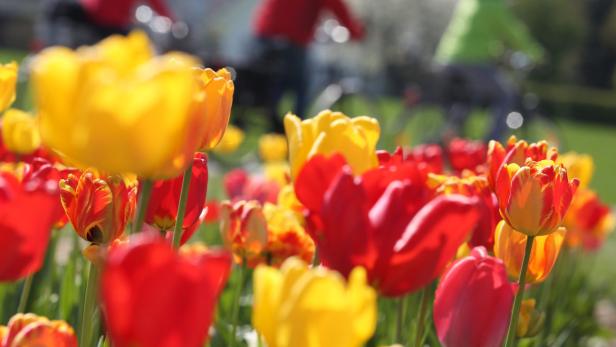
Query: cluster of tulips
[{"left": 0, "top": 31, "right": 614, "bottom": 347}]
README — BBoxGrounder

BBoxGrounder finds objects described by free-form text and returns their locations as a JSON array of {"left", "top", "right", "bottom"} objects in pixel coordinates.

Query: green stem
[
  {"left": 17, "top": 275, "right": 34, "bottom": 313},
  {"left": 172, "top": 162, "right": 193, "bottom": 249},
  {"left": 80, "top": 263, "right": 101, "bottom": 347},
  {"left": 229, "top": 261, "right": 246, "bottom": 347},
  {"left": 414, "top": 287, "right": 430, "bottom": 347},
  {"left": 131, "top": 180, "right": 154, "bottom": 235},
  {"left": 395, "top": 297, "right": 405, "bottom": 343},
  {"left": 504, "top": 235, "right": 535, "bottom": 347}
]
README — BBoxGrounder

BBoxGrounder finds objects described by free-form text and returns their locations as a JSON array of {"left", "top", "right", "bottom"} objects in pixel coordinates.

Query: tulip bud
[
  {"left": 0, "top": 62, "right": 17, "bottom": 112},
  {"left": 197, "top": 67, "right": 235, "bottom": 150},
  {"left": 495, "top": 159, "right": 578, "bottom": 236},
  {"left": 516, "top": 299, "right": 545, "bottom": 338},
  {"left": 434, "top": 247, "right": 514, "bottom": 347},
  {"left": 494, "top": 220, "right": 565, "bottom": 283},
  {"left": 1, "top": 109, "right": 41, "bottom": 155}
]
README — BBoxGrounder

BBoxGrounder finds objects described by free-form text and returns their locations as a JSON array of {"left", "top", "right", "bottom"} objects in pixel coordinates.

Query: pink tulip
[{"left": 434, "top": 247, "right": 515, "bottom": 347}]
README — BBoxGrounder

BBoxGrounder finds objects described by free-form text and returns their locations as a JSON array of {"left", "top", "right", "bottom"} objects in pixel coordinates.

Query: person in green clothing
[{"left": 435, "top": 0, "right": 544, "bottom": 140}]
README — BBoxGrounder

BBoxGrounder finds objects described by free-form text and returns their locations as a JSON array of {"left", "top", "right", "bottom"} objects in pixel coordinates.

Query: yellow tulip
[
  {"left": 197, "top": 67, "right": 235, "bottom": 150},
  {"left": 1, "top": 109, "right": 41, "bottom": 155},
  {"left": 253, "top": 257, "right": 377, "bottom": 347},
  {"left": 0, "top": 61, "right": 17, "bottom": 112},
  {"left": 212, "top": 124, "right": 244, "bottom": 154},
  {"left": 284, "top": 110, "right": 380, "bottom": 179},
  {"left": 494, "top": 220, "right": 565, "bottom": 283},
  {"left": 31, "top": 31, "right": 209, "bottom": 179},
  {"left": 559, "top": 151, "right": 594, "bottom": 189},
  {"left": 259, "top": 133, "right": 288, "bottom": 162}
]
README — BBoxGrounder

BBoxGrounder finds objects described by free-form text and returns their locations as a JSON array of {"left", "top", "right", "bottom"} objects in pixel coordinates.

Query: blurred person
[
  {"left": 435, "top": 0, "right": 544, "bottom": 141},
  {"left": 41, "top": 0, "right": 174, "bottom": 48},
  {"left": 252, "top": 0, "right": 364, "bottom": 133}
]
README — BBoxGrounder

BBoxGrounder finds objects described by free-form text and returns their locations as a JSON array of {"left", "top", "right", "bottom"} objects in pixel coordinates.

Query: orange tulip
[
  {"left": 60, "top": 170, "right": 137, "bottom": 244},
  {"left": 494, "top": 220, "right": 565, "bottom": 283},
  {"left": 0, "top": 313, "right": 77, "bottom": 347},
  {"left": 487, "top": 136, "right": 558, "bottom": 189},
  {"left": 197, "top": 68, "right": 235, "bottom": 150},
  {"left": 495, "top": 159, "right": 578, "bottom": 236},
  {"left": 220, "top": 200, "right": 268, "bottom": 265}
]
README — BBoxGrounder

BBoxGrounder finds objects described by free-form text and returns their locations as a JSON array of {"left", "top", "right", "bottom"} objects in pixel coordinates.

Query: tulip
[
  {"left": 430, "top": 174, "right": 499, "bottom": 250},
  {"left": 31, "top": 31, "right": 209, "bottom": 179},
  {"left": 0, "top": 313, "right": 77, "bottom": 347},
  {"left": 259, "top": 133, "right": 288, "bottom": 162},
  {"left": 263, "top": 196, "right": 315, "bottom": 266},
  {"left": 0, "top": 61, "right": 17, "bottom": 112},
  {"left": 563, "top": 188, "right": 614, "bottom": 251},
  {"left": 433, "top": 247, "right": 515, "bottom": 347},
  {"left": 101, "top": 233, "right": 231, "bottom": 347},
  {"left": 0, "top": 166, "right": 60, "bottom": 281},
  {"left": 487, "top": 136, "right": 558, "bottom": 189},
  {"left": 516, "top": 299, "right": 544, "bottom": 338},
  {"left": 223, "top": 168, "right": 280, "bottom": 204},
  {"left": 447, "top": 137, "right": 486, "bottom": 174},
  {"left": 1, "top": 109, "right": 41, "bottom": 155},
  {"left": 377, "top": 144, "right": 444, "bottom": 175},
  {"left": 295, "top": 154, "right": 480, "bottom": 296},
  {"left": 253, "top": 257, "right": 377, "bottom": 347},
  {"left": 197, "top": 67, "right": 235, "bottom": 150},
  {"left": 60, "top": 170, "right": 137, "bottom": 244},
  {"left": 212, "top": 124, "right": 244, "bottom": 154},
  {"left": 284, "top": 110, "right": 380, "bottom": 178},
  {"left": 145, "top": 153, "right": 208, "bottom": 245},
  {"left": 494, "top": 220, "right": 565, "bottom": 283},
  {"left": 220, "top": 200, "right": 268, "bottom": 265},
  {"left": 559, "top": 151, "right": 594, "bottom": 189},
  {"left": 495, "top": 159, "right": 578, "bottom": 236}
]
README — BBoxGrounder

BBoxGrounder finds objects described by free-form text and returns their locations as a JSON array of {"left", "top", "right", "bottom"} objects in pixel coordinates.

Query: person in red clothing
[
  {"left": 41, "top": 0, "right": 174, "bottom": 48},
  {"left": 252, "top": 0, "right": 364, "bottom": 132}
]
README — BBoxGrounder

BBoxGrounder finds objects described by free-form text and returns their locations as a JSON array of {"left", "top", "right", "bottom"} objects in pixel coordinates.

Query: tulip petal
[{"left": 378, "top": 195, "right": 479, "bottom": 296}]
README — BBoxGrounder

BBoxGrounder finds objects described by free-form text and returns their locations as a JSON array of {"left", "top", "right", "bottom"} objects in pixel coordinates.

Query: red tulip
[
  {"left": 101, "top": 233, "right": 231, "bottom": 347},
  {"left": 295, "top": 154, "right": 480, "bottom": 296},
  {"left": 434, "top": 247, "right": 515, "bottom": 347},
  {"left": 223, "top": 168, "right": 279, "bottom": 204},
  {"left": 0, "top": 165, "right": 60, "bottom": 281},
  {"left": 145, "top": 153, "right": 208, "bottom": 244},
  {"left": 377, "top": 144, "right": 444, "bottom": 174},
  {"left": 447, "top": 137, "right": 487, "bottom": 174}
]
